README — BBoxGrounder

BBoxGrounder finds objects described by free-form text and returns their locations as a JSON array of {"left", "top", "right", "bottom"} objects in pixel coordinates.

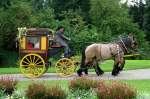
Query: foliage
[
  {"left": 0, "top": 76, "right": 18, "bottom": 95},
  {"left": 0, "top": 0, "right": 150, "bottom": 65},
  {"left": 0, "top": 50, "right": 18, "bottom": 67},
  {"left": 26, "top": 83, "right": 46, "bottom": 99},
  {"left": 67, "top": 89, "right": 97, "bottom": 99},
  {"left": 0, "top": 90, "right": 5, "bottom": 97},
  {"left": 69, "top": 77, "right": 98, "bottom": 90},
  {"left": 51, "top": 0, "right": 90, "bottom": 22},
  {"left": 6, "top": 89, "right": 26, "bottom": 99},
  {"left": 30, "top": 8, "right": 56, "bottom": 28},
  {"left": 129, "top": 0, "right": 145, "bottom": 29},
  {"left": 144, "top": 0, "right": 150, "bottom": 42},
  {"left": 45, "top": 86, "right": 66, "bottom": 99},
  {"left": 96, "top": 81, "right": 137, "bottom": 99},
  {"left": 136, "top": 92, "right": 150, "bottom": 99},
  {"left": 26, "top": 83, "right": 66, "bottom": 99}
]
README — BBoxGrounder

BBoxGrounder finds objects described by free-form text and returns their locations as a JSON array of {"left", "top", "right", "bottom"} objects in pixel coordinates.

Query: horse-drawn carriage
[
  {"left": 17, "top": 28, "right": 139, "bottom": 78},
  {"left": 18, "top": 28, "right": 77, "bottom": 78}
]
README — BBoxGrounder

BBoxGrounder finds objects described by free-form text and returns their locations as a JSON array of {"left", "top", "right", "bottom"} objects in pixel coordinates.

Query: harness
[
  {"left": 119, "top": 37, "right": 129, "bottom": 53},
  {"left": 110, "top": 44, "right": 123, "bottom": 62}
]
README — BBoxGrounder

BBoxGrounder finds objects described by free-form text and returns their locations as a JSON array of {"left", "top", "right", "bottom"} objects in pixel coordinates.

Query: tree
[
  {"left": 90, "top": 0, "right": 149, "bottom": 53},
  {"left": 52, "top": 0, "right": 90, "bottom": 22},
  {"left": 144, "top": 0, "right": 150, "bottom": 42},
  {"left": 0, "top": 1, "right": 32, "bottom": 50},
  {"left": 31, "top": 0, "right": 53, "bottom": 11},
  {"left": 0, "top": 0, "right": 11, "bottom": 9},
  {"left": 129, "top": 0, "right": 145, "bottom": 29}
]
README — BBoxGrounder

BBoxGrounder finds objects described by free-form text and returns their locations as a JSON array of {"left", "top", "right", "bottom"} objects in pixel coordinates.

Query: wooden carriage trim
[{"left": 20, "top": 50, "right": 46, "bottom": 54}]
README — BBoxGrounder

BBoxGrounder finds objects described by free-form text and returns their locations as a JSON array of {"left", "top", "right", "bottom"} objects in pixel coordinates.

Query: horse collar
[
  {"left": 121, "top": 38, "right": 128, "bottom": 52},
  {"left": 118, "top": 42, "right": 128, "bottom": 54}
]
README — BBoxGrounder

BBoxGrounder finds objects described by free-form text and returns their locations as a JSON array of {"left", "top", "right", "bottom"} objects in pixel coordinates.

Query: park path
[{"left": 0, "top": 68, "right": 150, "bottom": 81}]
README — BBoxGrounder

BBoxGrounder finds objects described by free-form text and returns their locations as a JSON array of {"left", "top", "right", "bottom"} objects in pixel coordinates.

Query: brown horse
[{"left": 77, "top": 34, "right": 138, "bottom": 76}]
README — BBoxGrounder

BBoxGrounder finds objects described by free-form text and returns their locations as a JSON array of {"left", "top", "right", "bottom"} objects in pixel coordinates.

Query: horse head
[
  {"left": 128, "top": 34, "right": 138, "bottom": 52},
  {"left": 120, "top": 34, "right": 138, "bottom": 53}
]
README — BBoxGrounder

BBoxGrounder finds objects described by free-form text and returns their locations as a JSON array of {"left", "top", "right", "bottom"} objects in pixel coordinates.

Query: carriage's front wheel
[
  {"left": 55, "top": 58, "right": 75, "bottom": 77},
  {"left": 20, "top": 53, "right": 45, "bottom": 78}
]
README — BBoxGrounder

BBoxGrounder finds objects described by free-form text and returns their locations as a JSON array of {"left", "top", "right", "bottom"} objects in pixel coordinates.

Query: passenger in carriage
[
  {"left": 54, "top": 26, "right": 71, "bottom": 57},
  {"left": 27, "top": 40, "right": 34, "bottom": 49}
]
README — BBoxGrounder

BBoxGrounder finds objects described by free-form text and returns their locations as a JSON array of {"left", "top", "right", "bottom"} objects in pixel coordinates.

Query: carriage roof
[{"left": 26, "top": 28, "right": 52, "bottom": 36}]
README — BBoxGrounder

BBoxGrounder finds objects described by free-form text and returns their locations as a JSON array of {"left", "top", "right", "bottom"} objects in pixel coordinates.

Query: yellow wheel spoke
[
  {"left": 33, "top": 55, "right": 35, "bottom": 63},
  {"left": 36, "top": 61, "right": 43, "bottom": 65},
  {"left": 36, "top": 65, "right": 44, "bottom": 67},
  {"left": 30, "top": 55, "right": 32, "bottom": 63},
  {"left": 25, "top": 57, "right": 31, "bottom": 63},
  {"left": 22, "top": 61, "right": 29, "bottom": 65},
  {"left": 21, "top": 65, "right": 30, "bottom": 67},
  {"left": 34, "top": 57, "right": 39, "bottom": 64}
]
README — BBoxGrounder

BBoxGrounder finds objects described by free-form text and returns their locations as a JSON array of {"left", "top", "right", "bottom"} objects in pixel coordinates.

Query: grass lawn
[
  {"left": 17, "top": 80, "right": 150, "bottom": 93},
  {"left": 0, "top": 60, "right": 150, "bottom": 74},
  {"left": 122, "top": 80, "right": 150, "bottom": 93}
]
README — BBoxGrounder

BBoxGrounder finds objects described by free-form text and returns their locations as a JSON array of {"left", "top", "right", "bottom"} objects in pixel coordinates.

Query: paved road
[{"left": 0, "top": 69, "right": 150, "bottom": 81}]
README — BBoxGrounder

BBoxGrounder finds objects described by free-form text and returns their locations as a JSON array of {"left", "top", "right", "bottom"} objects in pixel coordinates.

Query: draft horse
[{"left": 77, "top": 34, "right": 138, "bottom": 76}]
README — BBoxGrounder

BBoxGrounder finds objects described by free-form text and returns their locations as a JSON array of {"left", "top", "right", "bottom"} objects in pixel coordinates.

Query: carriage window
[{"left": 27, "top": 37, "right": 40, "bottom": 49}]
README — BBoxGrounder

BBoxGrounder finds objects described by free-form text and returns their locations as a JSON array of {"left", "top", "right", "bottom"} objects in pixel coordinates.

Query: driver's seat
[{"left": 50, "top": 41, "right": 62, "bottom": 48}]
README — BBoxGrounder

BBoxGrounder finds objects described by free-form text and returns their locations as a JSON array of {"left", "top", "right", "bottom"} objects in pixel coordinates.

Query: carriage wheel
[
  {"left": 55, "top": 58, "right": 75, "bottom": 77},
  {"left": 20, "top": 53, "right": 45, "bottom": 78}
]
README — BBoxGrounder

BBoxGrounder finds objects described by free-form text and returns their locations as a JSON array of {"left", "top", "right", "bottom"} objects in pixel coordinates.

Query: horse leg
[
  {"left": 93, "top": 59, "right": 104, "bottom": 76},
  {"left": 77, "top": 68, "right": 83, "bottom": 77},
  {"left": 119, "top": 58, "right": 125, "bottom": 71},
  {"left": 99, "top": 66, "right": 104, "bottom": 75},
  {"left": 84, "top": 68, "right": 88, "bottom": 75},
  {"left": 77, "top": 63, "right": 89, "bottom": 76},
  {"left": 95, "top": 65, "right": 104, "bottom": 76},
  {"left": 77, "top": 48, "right": 86, "bottom": 77},
  {"left": 112, "top": 60, "right": 119, "bottom": 76}
]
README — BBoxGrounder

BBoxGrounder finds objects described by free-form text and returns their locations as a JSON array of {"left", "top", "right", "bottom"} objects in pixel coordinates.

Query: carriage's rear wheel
[
  {"left": 55, "top": 58, "right": 75, "bottom": 77},
  {"left": 20, "top": 53, "right": 45, "bottom": 78}
]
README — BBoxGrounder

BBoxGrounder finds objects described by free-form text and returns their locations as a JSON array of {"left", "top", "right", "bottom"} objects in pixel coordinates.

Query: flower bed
[{"left": 0, "top": 76, "right": 141, "bottom": 99}]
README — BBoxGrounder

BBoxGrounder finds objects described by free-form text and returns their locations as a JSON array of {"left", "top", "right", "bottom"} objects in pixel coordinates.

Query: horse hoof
[
  {"left": 77, "top": 70, "right": 82, "bottom": 77},
  {"left": 77, "top": 73, "right": 82, "bottom": 77},
  {"left": 96, "top": 72, "right": 102, "bottom": 76},
  {"left": 112, "top": 72, "right": 118, "bottom": 76},
  {"left": 100, "top": 71, "right": 104, "bottom": 75}
]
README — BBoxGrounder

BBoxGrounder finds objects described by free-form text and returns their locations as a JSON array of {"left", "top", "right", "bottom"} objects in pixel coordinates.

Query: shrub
[
  {"left": 69, "top": 77, "right": 99, "bottom": 90},
  {"left": 45, "top": 86, "right": 66, "bottom": 99},
  {"left": 96, "top": 81, "right": 137, "bottom": 99},
  {"left": 0, "top": 90, "right": 5, "bottom": 98},
  {"left": 8, "top": 89, "right": 26, "bottom": 99},
  {"left": 26, "top": 83, "right": 46, "bottom": 99},
  {"left": 0, "top": 76, "right": 18, "bottom": 95},
  {"left": 136, "top": 92, "right": 150, "bottom": 99},
  {"left": 26, "top": 83, "right": 66, "bottom": 99},
  {"left": 67, "top": 89, "right": 97, "bottom": 99}
]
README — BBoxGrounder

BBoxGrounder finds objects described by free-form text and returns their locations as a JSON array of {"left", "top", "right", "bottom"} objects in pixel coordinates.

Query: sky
[{"left": 121, "top": 0, "right": 146, "bottom": 5}]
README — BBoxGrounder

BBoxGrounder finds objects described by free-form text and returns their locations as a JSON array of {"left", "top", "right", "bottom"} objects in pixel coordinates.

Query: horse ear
[{"left": 128, "top": 33, "right": 134, "bottom": 40}]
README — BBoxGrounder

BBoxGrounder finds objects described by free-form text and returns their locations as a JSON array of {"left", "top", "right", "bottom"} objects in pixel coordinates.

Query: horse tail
[{"left": 80, "top": 47, "right": 86, "bottom": 67}]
